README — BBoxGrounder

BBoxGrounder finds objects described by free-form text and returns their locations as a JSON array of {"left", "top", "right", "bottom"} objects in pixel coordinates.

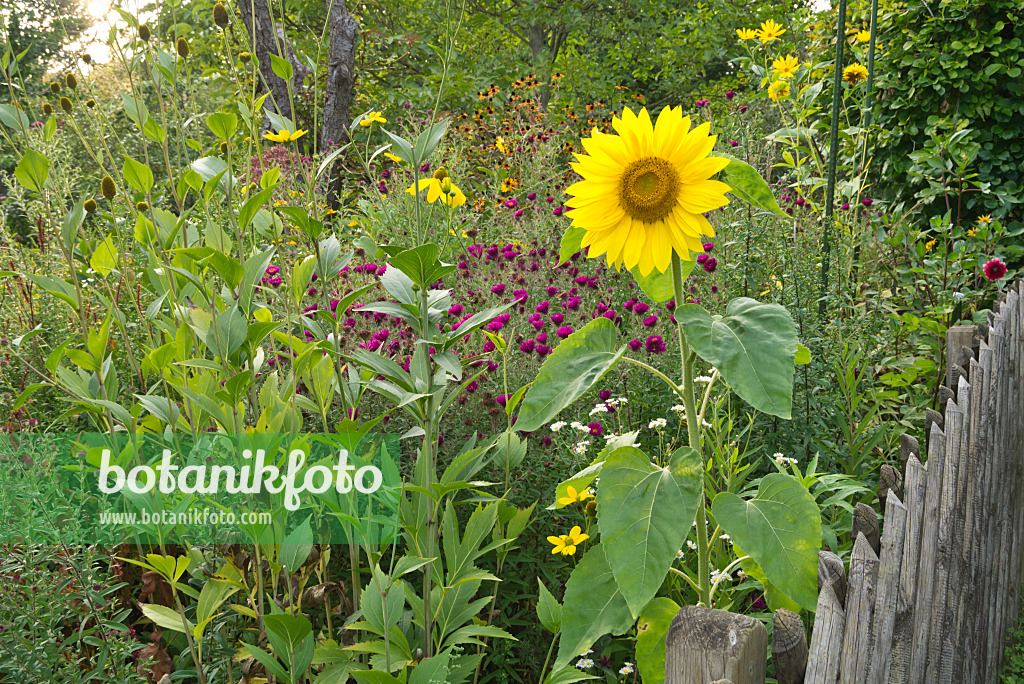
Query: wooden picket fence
[{"left": 665, "top": 279, "right": 1024, "bottom": 684}]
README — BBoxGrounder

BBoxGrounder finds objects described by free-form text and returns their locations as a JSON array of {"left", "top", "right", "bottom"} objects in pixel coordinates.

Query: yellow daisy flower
[
  {"left": 383, "top": 152, "right": 404, "bottom": 163},
  {"left": 756, "top": 19, "right": 786, "bottom": 43},
  {"left": 547, "top": 526, "right": 590, "bottom": 556},
  {"left": 768, "top": 80, "right": 791, "bottom": 101},
  {"left": 736, "top": 28, "right": 758, "bottom": 40},
  {"left": 977, "top": 214, "right": 992, "bottom": 226},
  {"left": 564, "top": 106, "right": 730, "bottom": 276},
  {"left": 855, "top": 29, "right": 872, "bottom": 43},
  {"left": 406, "top": 168, "right": 467, "bottom": 207},
  {"left": 360, "top": 111, "right": 387, "bottom": 126},
  {"left": 772, "top": 54, "right": 800, "bottom": 80},
  {"left": 843, "top": 63, "right": 869, "bottom": 85},
  {"left": 263, "top": 128, "right": 307, "bottom": 143},
  {"left": 495, "top": 135, "right": 508, "bottom": 154},
  {"left": 557, "top": 485, "right": 594, "bottom": 506},
  {"left": 925, "top": 238, "right": 937, "bottom": 252}
]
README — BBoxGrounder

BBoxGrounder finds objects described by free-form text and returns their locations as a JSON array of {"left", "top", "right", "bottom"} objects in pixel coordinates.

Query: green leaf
[
  {"left": 270, "top": 53, "right": 294, "bottom": 81},
  {"left": 537, "top": 578, "right": 562, "bottom": 634},
  {"left": 207, "top": 112, "right": 238, "bottom": 141},
  {"left": 360, "top": 573, "right": 405, "bottom": 637},
  {"left": 516, "top": 318, "right": 626, "bottom": 432},
  {"left": 62, "top": 197, "right": 86, "bottom": 253},
  {"left": 122, "top": 155, "right": 154, "bottom": 194},
  {"left": 711, "top": 474, "right": 821, "bottom": 611},
  {"left": 141, "top": 603, "right": 191, "bottom": 634},
  {"left": 243, "top": 642, "right": 291, "bottom": 683},
  {"left": 14, "top": 149, "right": 49, "bottom": 192},
  {"left": 597, "top": 446, "right": 702, "bottom": 617},
  {"left": 558, "top": 224, "right": 585, "bottom": 265},
  {"left": 542, "top": 666, "right": 599, "bottom": 684},
  {"left": 90, "top": 236, "right": 118, "bottom": 277},
  {"left": 409, "top": 647, "right": 452, "bottom": 684},
  {"left": 795, "top": 342, "right": 811, "bottom": 365},
  {"left": 721, "top": 154, "right": 786, "bottom": 216},
  {"left": 389, "top": 244, "right": 452, "bottom": 290},
  {"left": 0, "top": 103, "right": 30, "bottom": 130},
  {"left": 265, "top": 613, "right": 314, "bottom": 682},
  {"left": 120, "top": 93, "right": 150, "bottom": 127},
  {"left": 554, "top": 544, "right": 634, "bottom": 670},
  {"left": 674, "top": 298, "right": 797, "bottom": 419},
  {"left": 630, "top": 257, "right": 696, "bottom": 303},
  {"left": 293, "top": 255, "right": 317, "bottom": 306},
  {"left": 735, "top": 550, "right": 802, "bottom": 613},
  {"left": 635, "top": 598, "right": 680, "bottom": 684},
  {"left": 278, "top": 518, "right": 313, "bottom": 571}
]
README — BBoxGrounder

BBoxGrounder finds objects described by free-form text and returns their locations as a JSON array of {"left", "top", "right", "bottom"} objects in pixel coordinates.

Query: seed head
[
  {"left": 84, "top": 198, "right": 97, "bottom": 213},
  {"left": 219, "top": 141, "right": 228, "bottom": 154},
  {"left": 138, "top": 23, "right": 151, "bottom": 42},
  {"left": 585, "top": 500, "right": 597, "bottom": 517},
  {"left": 239, "top": 51, "right": 252, "bottom": 63},
  {"left": 65, "top": 73, "right": 78, "bottom": 89},
  {"left": 101, "top": 175, "right": 116, "bottom": 199},
  {"left": 136, "top": 201, "right": 149, "bottom": 212},
  {"left": 49, "top": 81, "right": 61, "bottom": 93},
  {"left": 42, "top": 103, "right": 53, "bottom": 116},
  {"left": 86, "top": 99, "right": 96, "bottom": 108},
  {"left": 176, "top": 37, "right": 190, "bottom": 59},
  {"left": 213, "top": 2, "right": 230, "bottom": 28},
  {"left": 82, "top": 54, "right": 92, "bottom": 64},
  {"left": 60, "top": 97, "right": 73, "bottom": 113}
]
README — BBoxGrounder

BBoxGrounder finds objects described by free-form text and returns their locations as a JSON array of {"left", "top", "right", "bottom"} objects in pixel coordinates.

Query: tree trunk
[
  {"left": 235, "top": 0, "right": 294, "bottom": 122},
  {"left": 322, "top": 0, "right": 359, "bottom": 204}
]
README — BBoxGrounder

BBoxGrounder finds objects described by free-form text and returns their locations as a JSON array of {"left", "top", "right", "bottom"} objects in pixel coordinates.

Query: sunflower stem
[{"left": 671, "top": 253, "right": 710, "bottom": 607}]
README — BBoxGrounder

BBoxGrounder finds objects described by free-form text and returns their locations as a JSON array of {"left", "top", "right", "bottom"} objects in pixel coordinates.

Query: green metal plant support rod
[
  {"left": 821, "top": 0, "right": 848, "bottom": 317},
  {"left": 863, "top": 0, "right": 879, "bottom": 127}
]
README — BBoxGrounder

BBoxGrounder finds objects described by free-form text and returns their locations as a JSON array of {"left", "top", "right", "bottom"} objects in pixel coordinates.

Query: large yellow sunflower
[
  {"left": 565, "top": 106, "right": 730, "bottom": 276},
  {"left": 843, "top": 63, "right": 869, "bottom": 85},
  {"left": 756, "top": 19, "right": 786, "bottom": 43}
]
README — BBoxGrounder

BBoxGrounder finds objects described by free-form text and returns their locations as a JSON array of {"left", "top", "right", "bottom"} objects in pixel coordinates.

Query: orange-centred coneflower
[{"left": 565, "top": 106, "right": 730, "bottom": 276}]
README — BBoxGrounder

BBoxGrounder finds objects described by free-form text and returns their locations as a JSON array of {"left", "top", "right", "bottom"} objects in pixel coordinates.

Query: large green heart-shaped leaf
[
  {"left": 674, "top": 298, "right": 797, "bottom": 419},
  {"left": 720, "top": 155, "right": 786, "bottom": 216},
  {"left": 635, "top": 597, "right": 680, "bottom": 684},
  {"left": 516, "top": 317, "right": 626, "bottom": 432},
  {"left": 554, "top": 544, "right": 634, "bottom": 671},
  {"left": 597, "top": 446, "right": 702, "bottom": 617},
  {"left": 711, "top": 474, "right": 821, "bottom": 610}
]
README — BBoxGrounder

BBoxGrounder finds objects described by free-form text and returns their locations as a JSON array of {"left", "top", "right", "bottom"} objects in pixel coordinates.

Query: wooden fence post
[
  {"left": 773, "top": 608, "right": 808, "bottom": 684},
  {"left": 665, "top": 606, "right": 767, "bottom": 684},
  {"left": 867, "top": 492, "right": 907, "bottom": 684},
  {"left": 805, "top": 555, "right": 846, "bottom": 684},
  {"left": 838, "top": 533, "right": 879, "bottom": 683}
]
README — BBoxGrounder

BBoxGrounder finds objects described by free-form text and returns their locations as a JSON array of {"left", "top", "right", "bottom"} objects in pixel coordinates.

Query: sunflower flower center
[{"left": 618, "top": 157, "right": 680, "bottom": 223}]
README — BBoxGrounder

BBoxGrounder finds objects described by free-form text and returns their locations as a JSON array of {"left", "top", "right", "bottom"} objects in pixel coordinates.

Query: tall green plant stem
[
  {"left": 671, "top": 254, "right": 709, "bottom": 607},
  {"left": 821, "top": 0, "right": 848, "bottom": 317}
]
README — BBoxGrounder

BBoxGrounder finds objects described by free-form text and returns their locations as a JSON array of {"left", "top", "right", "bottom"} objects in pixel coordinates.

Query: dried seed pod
[
  {"left": 239, "top": 51, "right": 252, "bottom": 62},
  {"left": 101, "top": 175, "right": 116, "bottom": 199},
  {"left": 219, "top": 141, "right": 228, "bottom": 154},
  {"left": 84, "top": 199, "right": 97, "bottom": 213},
  {"left": 60, "top": 97, "right": 72, "bottom": 112},
  {"left": 65, "top": 73, "right": 78, "bottom": 89},
  {"left": 213, "top": 2, "right": 230, "bottom": 27},
  {"left": 49, "top": 81, "right": 61, "bottom": 93},
  {"left": 136, "top": 201, "right": 149, "bottom": 212},
  {"left": 82, "top": 54, "right": 92, "bottom": 64},
  {"left": 176, "top": 37, "right": 190, "bottom": 59},
  {"left": 138, "top": 23, "right": 151, "bottom": 42},
  {"left": 42, "top": 103, "right": 53, "bottom": 116},
  {"left": 86, "top": 99, "right": 96, "bottom": 108}
]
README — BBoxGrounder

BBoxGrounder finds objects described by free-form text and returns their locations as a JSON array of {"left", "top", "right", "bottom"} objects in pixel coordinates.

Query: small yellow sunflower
[
  {"left": 359, "top": 110, "right": 387, "bottom": 127},
  {"left": 547, "top": 526, "right": 590, "bottom": 556},
  {"left": 977, "top": 214, "right": 992, "bottom": 226},
  {"left": 843, "top": 63, "right": 869, "bottom": 85},
  {"left": 565, "top": 106, "right": 730, "bottom": 276},
  {"left": 736, "top": 28, "right": 758, "bottom": 40},
  {"left": 406, "top": 168, "right": 467, "bottom": 207},
  {"left": 772, "top": 54, "right": 801, "bottom": 80},
  {"left": 756, "top": 19, "right": 786, "bottom": 43},
  {"left": 855, "top": 29, "right": 872, "bottom": 43},
  {"left": 557, "top": 485, "right": 594, "bottom": 506},
  {"left": 768, "top": 80, "right": 791, "bottom": 101},
  {"left": 263, "top": 128, "right": 307, "bottom": 143}
]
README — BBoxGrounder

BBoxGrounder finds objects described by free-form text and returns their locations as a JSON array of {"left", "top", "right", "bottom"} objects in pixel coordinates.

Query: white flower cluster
[
  {"left": 575, "top": 658, "right": 594, "bottom": 670},
  {"left": 571, "top": 421, "right": 589, "bottom": 433},
  {"left": 695, "top": 375, "right": 714, "bottom": 383},
  {"left": 648, "top": 418, "right": 667, "bottom": 429},
  {"left": 687, "top": 540, "right": 697, "bottom": 550},
  {"left": 619, "top": 662, "right": 635, "bottom": 675},
  {"left": 589, "top": 404, "right": 609, "bottom": 415},
  {"left": 671, "top": 404, "right": 686, "bottom": 413},
  {"left": 710, "top": 568, "right": 732, "bottom": 584},
  {"left": 573, "top": 441, "right": 590, "bottom": 455},
  {"left": 550, "top": 421, "right": 566, "bottom": 432},
  {"left": 774, "top": 452, "right": 798, "bottom": 466}
]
